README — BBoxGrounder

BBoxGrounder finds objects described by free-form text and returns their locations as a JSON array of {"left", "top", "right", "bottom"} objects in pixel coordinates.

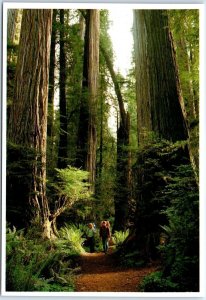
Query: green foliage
[
  {"left": 58, "top": 223, "right": 86, "bottom": 255},
  {"left": 158, "top": 164, "right": 199, "bottom": 292},
  {"left": 100, "top": 10, "right": 113, "bottom": 60},
  {"left": 54, "top": 166, "right": 91, "bottom": 200},
  {"left": 129, "top": 135, "right": 198, "bottom": 289},
  {"left": 134, "top": 139, "right": 199, "bottom": 292},
  {"left": 113, "top": 229, "right": 129, "bottom": 247},
  {"left": 168, "top": 10, "right": 199, "bottom": 172},
  {"left": 139, "top": 271, "right": 178, "bottom": 292},
  {"left": 6, "top": 225, "right": 82, "bottom": 291},
  {"left": 121, "top": 250, "right": 145, "bottom": 268},
  {"left": 47, "top": 166, "right": 92, "bottom": 221},
  {"left": 169, "top": 10, "right": 199, "bottom": 104},
  {"left": 57, "top": 223, "right": 104, "bottom": 253},
  {"left": 131, "top": 139, "right": 189, "bottom": 260}
]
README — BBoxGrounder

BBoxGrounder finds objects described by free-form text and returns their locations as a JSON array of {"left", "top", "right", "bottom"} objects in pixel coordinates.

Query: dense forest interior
[{"left": 5, "top": 8, "right": 199, "bottom": 292}]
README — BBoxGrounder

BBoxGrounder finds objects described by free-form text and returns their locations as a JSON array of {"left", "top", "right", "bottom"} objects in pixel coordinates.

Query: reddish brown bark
[{"left": 8, "top": 9, "right": 53, "bottom": 237}]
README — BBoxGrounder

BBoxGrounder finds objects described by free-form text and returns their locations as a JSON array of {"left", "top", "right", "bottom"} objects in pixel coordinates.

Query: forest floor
[{"left": 75, "top": 248, "right": 159, "bottom": 292}]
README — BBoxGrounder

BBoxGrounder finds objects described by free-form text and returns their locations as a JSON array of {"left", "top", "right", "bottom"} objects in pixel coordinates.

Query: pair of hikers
[{"left": 86, "top": 220, "right": 111, "bottom": 254}]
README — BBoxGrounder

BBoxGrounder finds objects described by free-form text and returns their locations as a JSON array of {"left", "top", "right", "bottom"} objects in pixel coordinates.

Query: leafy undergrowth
[{"left": 6, "top": 223, "right": 85, "bottom": 291}]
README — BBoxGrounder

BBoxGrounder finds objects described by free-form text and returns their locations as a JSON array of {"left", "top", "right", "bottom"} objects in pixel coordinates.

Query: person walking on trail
[
  {"left": 86, "top": 223, "right": 96, "bottom": 253},
  {"left": 100, "top": 220, "right": 111, "bottom": 254}
]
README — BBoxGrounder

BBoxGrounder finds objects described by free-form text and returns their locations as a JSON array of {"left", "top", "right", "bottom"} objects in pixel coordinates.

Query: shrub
[
  {"left": 113, "top": 229, "right": 129, "bottom": 247},
  {"left": 122, "top": 250, "right": 145, "bottom": 268},
  {"left": 6, "top": 225, "right": 79, "bottom": 291},
  {"left": 139, "top": 271, "right": 178, "bottom": 292},
  {"left": 58, "top": 223, "right": 86, "bottom": 255},
  {"left": 159, "top": 164, "right": 199, "bottom": 291}
]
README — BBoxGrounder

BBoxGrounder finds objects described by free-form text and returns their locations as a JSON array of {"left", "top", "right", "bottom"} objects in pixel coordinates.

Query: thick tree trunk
[
  {"left": 130, "top": 9, "right": 191, "bottom": 261},
  {"left": 58, "top": 9, "right": 68, "bottom": 169},
  {"left": 76, "top": 10, "right": 100, "bottom": 193},
  {"left": 133, "top": 10, "right": 188, "bottom": 144},
  {"left": 7, "top": 9, "right": 53, "bottom": 238}
]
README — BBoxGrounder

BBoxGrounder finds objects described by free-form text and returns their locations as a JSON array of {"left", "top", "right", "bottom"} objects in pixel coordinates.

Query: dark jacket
[{"left": 100, "top": 226, "right": 110, "bottom": 239}]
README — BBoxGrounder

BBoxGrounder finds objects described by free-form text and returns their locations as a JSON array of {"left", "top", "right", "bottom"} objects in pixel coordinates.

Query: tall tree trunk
[
  {"left": 130, "top": 9, "right": 191, "bottom": 260},
  {"left": 76, "top": 10, "right": 100, "bottom": 193},
  {"left": 75, "top": 11, "right": 90, "bottom": 169},
  {"left": 99, "top": 94, "right": 104, "bottom": 178},
  {"left": 86, "top": 10, "right": 100, "bottom": 191},
  {"left": 100, "top": 45, "right": 131, "bottom": 231},
  {"left": 58, "top": 9, "right": 68, "bottom": 169},
  {"left": 133, "top": 10, "right": 188, "bottom": 145},
  {"left": 47, "top": 9, "right": 57, "bottom": 170},
  {"left": 47, "top": 9, "right": 57, "bottom": 139},
  {"left": 7, "top": 9, "right": 53, "bottom": 238}
]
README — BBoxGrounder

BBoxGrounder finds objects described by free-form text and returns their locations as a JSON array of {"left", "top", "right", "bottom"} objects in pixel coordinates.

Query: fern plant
[
  {"left": 58, "top": 223, "right": 86, "bottom": 255},
  {"left": 6, "top": 225, "right": 78, "bottom": 291},
  {"left": 113, "top": 229, "right": 129, "bottom": 247}
]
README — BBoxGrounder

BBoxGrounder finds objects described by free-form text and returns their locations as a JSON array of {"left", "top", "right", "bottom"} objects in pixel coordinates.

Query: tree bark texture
[
  {"left": 58, "top": 9, "right": 68, "bottom": 169},
  {"left": 76, "top": 10, "right": 100, "bottom": 192},
  {"left": 7, "top": 9, "right": 20, "bottom": 44},
  {"left": 47, "top": 9, "right": 57, "bottom": 139},
  {"left": 87, "top": 10, "right": 100, "bottom": 191},
  {"left": 8, "top": 9, "right": 53, "bottom": 236},
  {"left": 133, "top": 10, "right": 188, "bottom": 144},
  {"left": 75, "top": 11, "right": 90, "bottom": 169}
]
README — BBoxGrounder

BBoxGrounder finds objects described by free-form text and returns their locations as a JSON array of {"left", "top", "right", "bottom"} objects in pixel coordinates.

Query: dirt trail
[{"left": 75, "top": 249, "right": 158, "bottom": 292}]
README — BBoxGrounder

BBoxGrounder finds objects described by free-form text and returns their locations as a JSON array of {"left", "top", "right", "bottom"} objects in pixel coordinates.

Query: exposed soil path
[{"left": 75, "top": 249, "right": 158, "bottom": 292}]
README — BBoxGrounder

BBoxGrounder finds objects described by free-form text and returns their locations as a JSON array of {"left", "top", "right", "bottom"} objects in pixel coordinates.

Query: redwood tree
[
  {"left": 7, "top": 9, "right": 53, "bottom": 238},
  {"left": 133, "top": 10, "right": 188, "bottom": 145},
  {"left": 128, "top": 9, "right": 190, "bottom": 260},
  {"left": 58, "top": 9, "right": 68, "bottom": 169},
  {"left": 76, "top": 9, "right": 100, "bottom": 192}
]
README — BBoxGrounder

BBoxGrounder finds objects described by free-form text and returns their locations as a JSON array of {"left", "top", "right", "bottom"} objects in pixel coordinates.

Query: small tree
[{"left": 47, "top": 166, "right": 91, "bottom": 235}]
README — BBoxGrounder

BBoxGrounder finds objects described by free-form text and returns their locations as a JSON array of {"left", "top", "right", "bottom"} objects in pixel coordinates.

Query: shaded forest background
[{"left": 6, "top": 8, "right": 199, "bottom": 292}]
